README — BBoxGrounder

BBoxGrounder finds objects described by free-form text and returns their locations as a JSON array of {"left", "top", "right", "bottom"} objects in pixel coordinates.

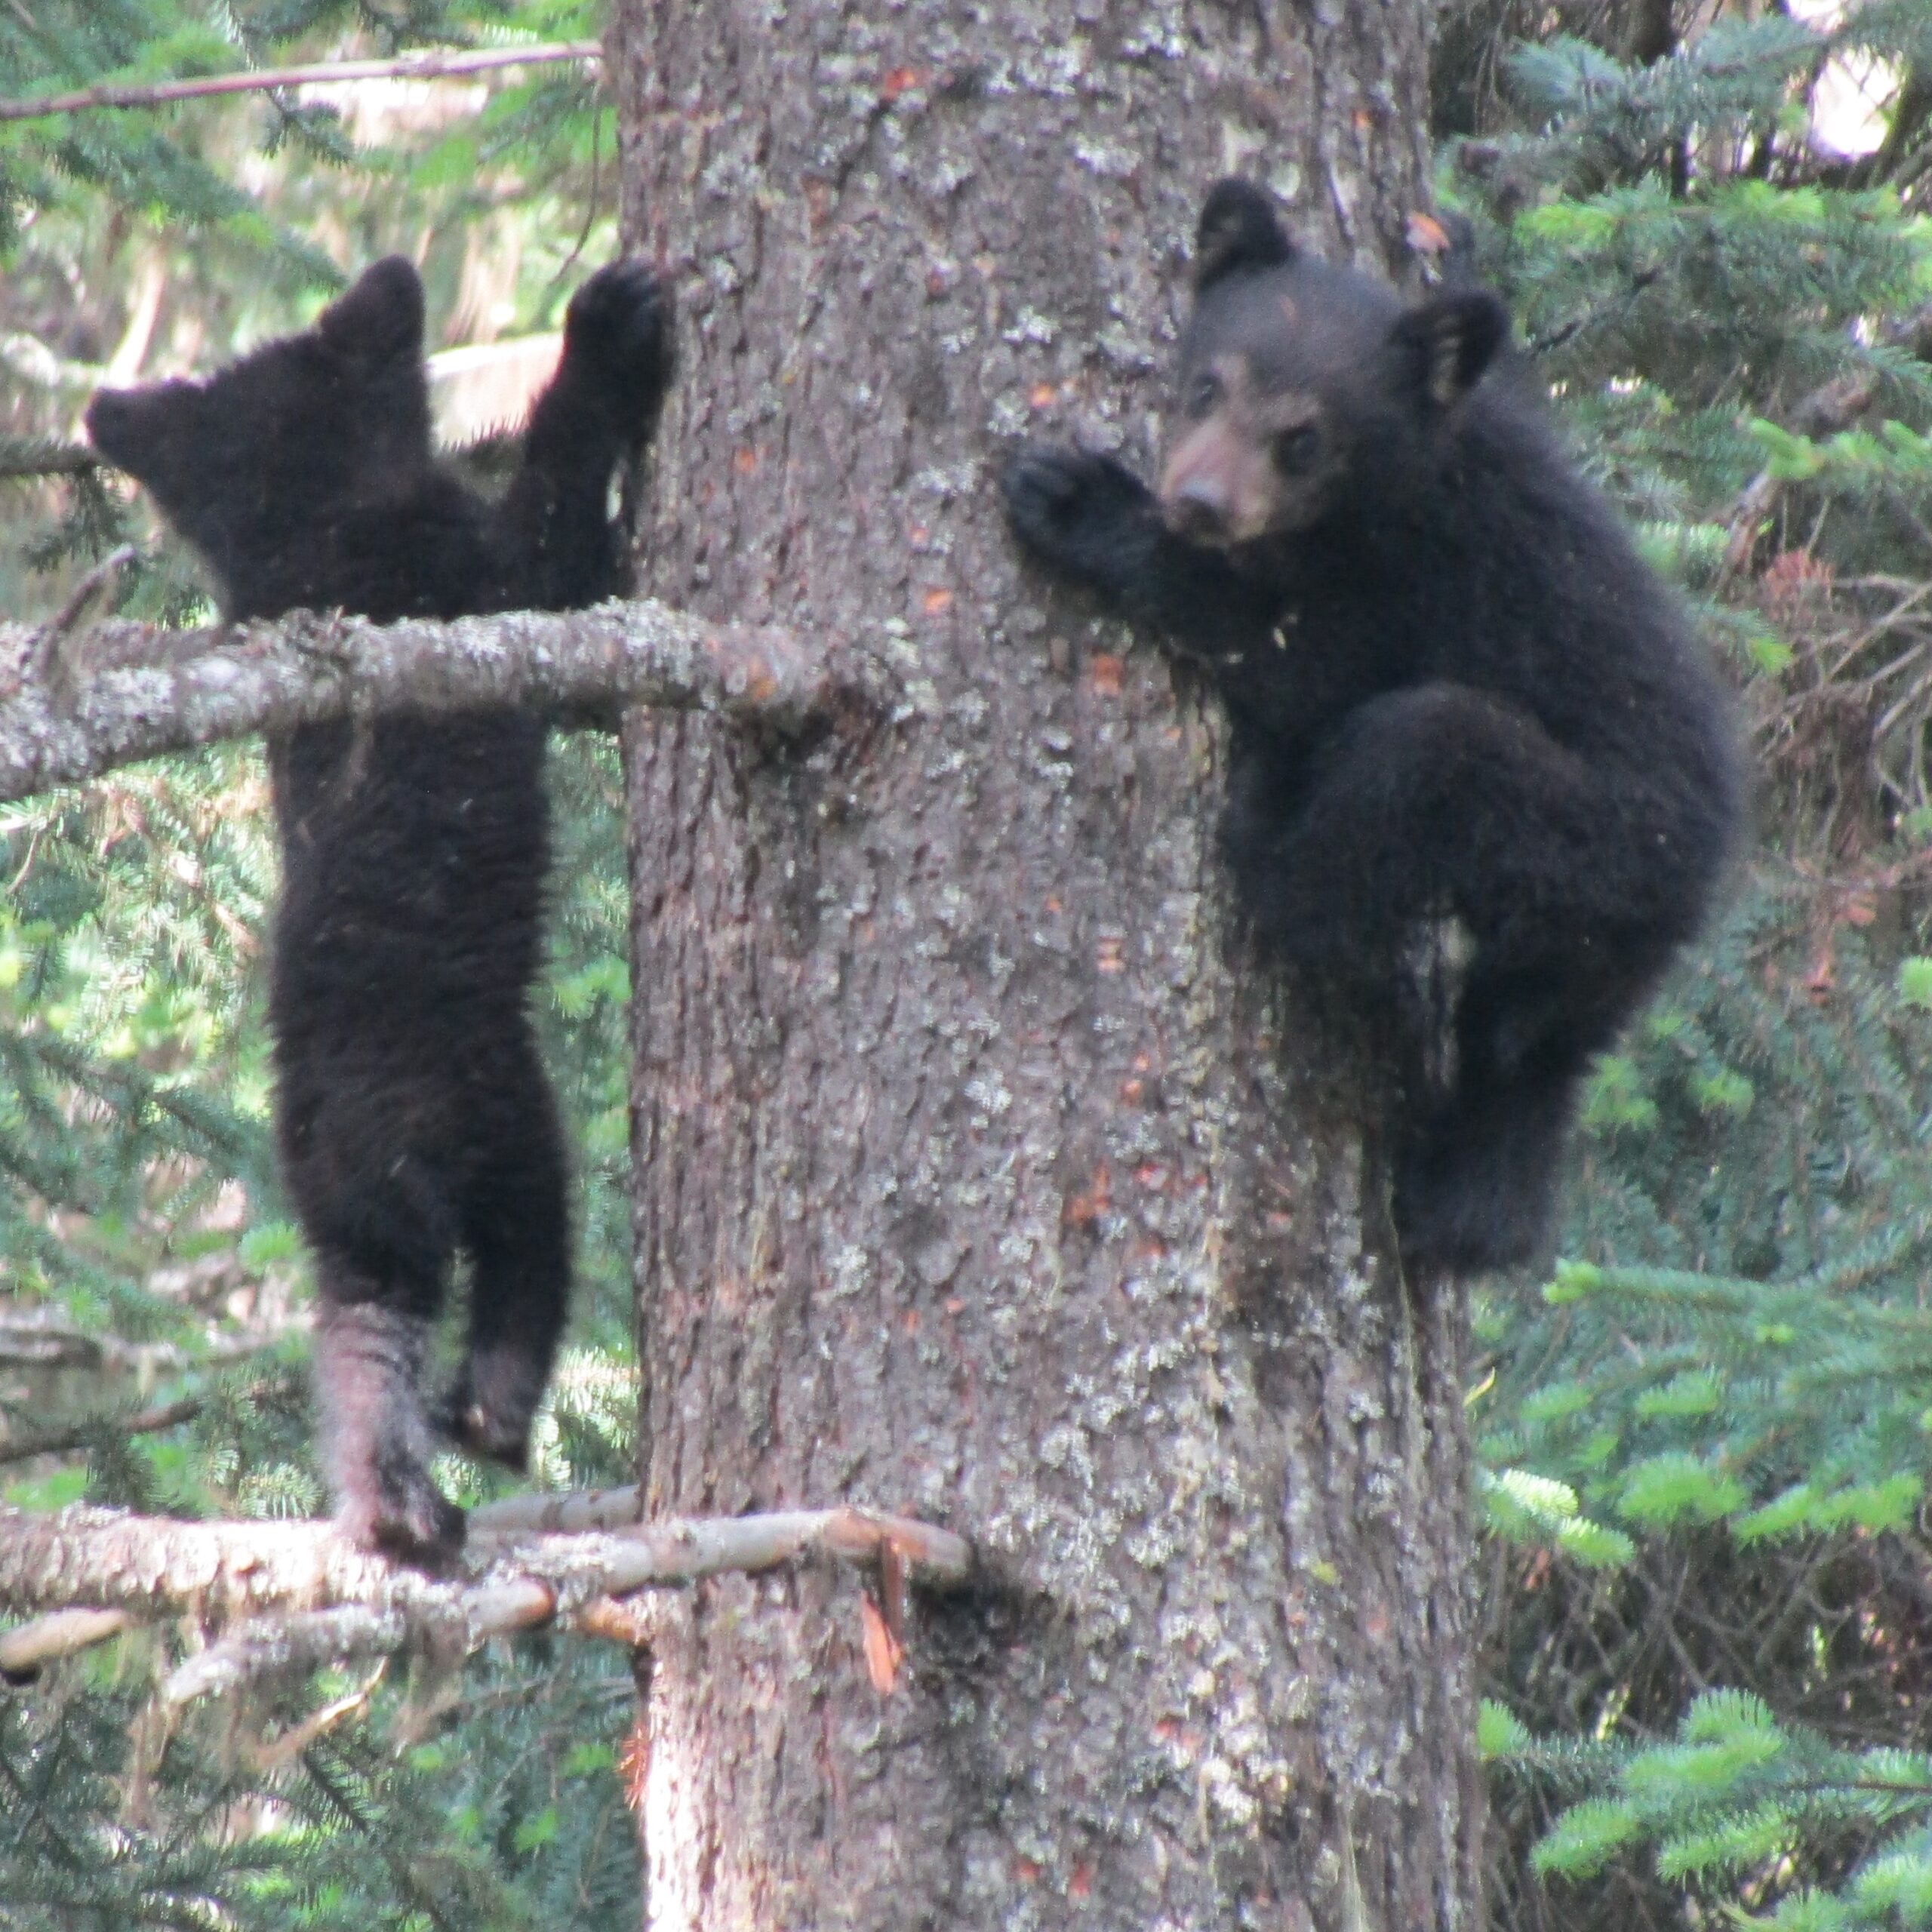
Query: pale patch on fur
[{"left": 1404, "top": 913, "right": 1476, "bottom": 1097}]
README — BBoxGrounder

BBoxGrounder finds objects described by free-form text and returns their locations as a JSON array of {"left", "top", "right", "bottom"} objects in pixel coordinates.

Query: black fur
[
  {"left": 88, "top": 256, "right": 672, "bottom": 1561},
  {"left": 1001, "top": 181, "right": 1741, "bottom": 1272}
]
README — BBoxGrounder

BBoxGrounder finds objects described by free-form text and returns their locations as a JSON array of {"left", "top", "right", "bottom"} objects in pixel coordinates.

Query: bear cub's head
[
  {"left": 1159, "top": 180, "right": 1509, "bottom": 549},
  {"left": 85, "top": 257, "right": 434, "bottom": 606}
]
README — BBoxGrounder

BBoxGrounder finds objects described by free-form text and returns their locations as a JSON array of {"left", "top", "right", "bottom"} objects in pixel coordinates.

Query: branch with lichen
[
  {"left": 0, "top": 597, "right": 895, "bottom": 803},
  {"left": 0, "top": 1496, "right": 973, "bottom": 1699}
]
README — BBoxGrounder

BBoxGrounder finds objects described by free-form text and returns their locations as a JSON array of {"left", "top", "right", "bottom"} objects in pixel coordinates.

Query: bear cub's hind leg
[
  {"left": 437, "top": 1043, "right": 571, "bottom": 1472},
  {"left": 313, "top": 1296, "right": 467, "bottom": 1567}
]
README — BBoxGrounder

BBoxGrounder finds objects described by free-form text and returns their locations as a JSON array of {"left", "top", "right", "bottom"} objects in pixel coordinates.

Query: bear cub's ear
[
  {"left": 317, "top": 255, "right": 426, "bottom": 367},
  {"left": 1389, "top": 289, "right": 1509, "bottom": 410},
  {"left": 1192, "top": 178, "right": 1296, "bottom": 293}
]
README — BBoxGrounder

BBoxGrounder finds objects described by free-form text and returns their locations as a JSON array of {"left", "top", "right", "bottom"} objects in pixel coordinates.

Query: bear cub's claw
[{"left": 436, "top": 1395, "right": 534, "bottom": 1475}]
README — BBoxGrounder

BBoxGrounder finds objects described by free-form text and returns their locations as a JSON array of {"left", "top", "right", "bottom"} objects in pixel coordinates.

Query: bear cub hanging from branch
[
  {"left": 88, "top": 254, "right": 672, "bottom": 1562},
  {"left": 1002, "top": 180, "right": 1742, "bottom": 1272}
]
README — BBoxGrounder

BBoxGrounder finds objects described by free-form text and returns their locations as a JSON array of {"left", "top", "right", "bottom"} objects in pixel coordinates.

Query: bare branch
[
  {"left": 0, "top": 1505, "right": 430, "bottom": 1624},
  {"left": 0, "top": 1607, "right": 129, "bottom": 1680},
  {"left": 469, "top": 1481, "right": 650, "bottom": 1534},
  {"left": 244, "top": 1668, "right": 385, "bottom": 1769},
  {"left": 162, "top": 1607, "right": 426, "bottom": 1708},
  {"left": 478, "top": 1505, "right": 977, "bottom": 1592},
  {"left": 32, "top": 545, "right": 139, "bottom": 691},
  {"left": 0, "top": 598, "right": 892, "bottom": 804},
  {"left": 465, "top": 1491, "right": 974, "bottom": 1584},
  {"left": 0, "top": 1395, "right": 203, "bottom": 1468},
  {"left": 0, "top": 1500, "right": 974, "bottom": 1703},
  {"left": 0, "top": 42, "right": 601, "bottom": 126},
  {"left": 0, "top": 1312, "right": 282, "bottom": 1376}
]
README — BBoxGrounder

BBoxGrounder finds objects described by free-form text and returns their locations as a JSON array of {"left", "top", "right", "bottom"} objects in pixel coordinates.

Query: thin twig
[
  {"left": 29, "top": 543, "right": 137, "bottom": 691},
  {"left": 0, "top": 41, "right": 601, "bottom": 126},
  {"left": 246, "top": 1665, "right": 387, "bottom": 1770}
]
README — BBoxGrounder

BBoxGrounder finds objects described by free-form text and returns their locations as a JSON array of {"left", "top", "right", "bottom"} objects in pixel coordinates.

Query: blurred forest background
[{"left": 5, "top": 2, "right": 1932, "bottom": 1926}]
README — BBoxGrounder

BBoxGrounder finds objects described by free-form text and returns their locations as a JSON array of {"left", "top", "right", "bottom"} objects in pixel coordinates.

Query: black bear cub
[
  {"left": 88, "top": 254, "right": 672, "bottom": 1561},
  {"left": 1002, "top": 180, "right": 1742, "bottom": 1272}
]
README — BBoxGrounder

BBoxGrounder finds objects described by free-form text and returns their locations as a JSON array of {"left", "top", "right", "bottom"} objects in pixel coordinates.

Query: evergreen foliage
[
  {"left": 2, "top": 1643, "right": 640, "bottom": 1930},
  {"left": 1440, "top": 4, "right": 1932, "bottom": 1927}
]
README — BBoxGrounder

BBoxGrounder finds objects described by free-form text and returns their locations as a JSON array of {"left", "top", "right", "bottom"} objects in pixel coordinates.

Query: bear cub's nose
[{"left": 1164, "top": 475, "right": 1231, "bottom": 540}]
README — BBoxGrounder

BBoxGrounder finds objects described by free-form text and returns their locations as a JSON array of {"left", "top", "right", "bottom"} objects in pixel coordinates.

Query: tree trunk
[{"left": 609, "top": 6, "right": 1478, "bottom": 1927}]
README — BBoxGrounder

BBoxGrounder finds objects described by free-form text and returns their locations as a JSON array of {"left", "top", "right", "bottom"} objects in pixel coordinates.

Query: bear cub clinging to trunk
[
  {"left": 1002, "top": 180, "right": 1742, "bottom": 1272},
  {"left": 88, "top": 254, "right": 671, "bottom": 1562}
]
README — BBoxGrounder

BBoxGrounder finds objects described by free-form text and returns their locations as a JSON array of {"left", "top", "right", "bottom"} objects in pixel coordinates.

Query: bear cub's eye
[
  {"left": 1185, "top": 370, "right": 1223, "bottom": 417},
  {"left": 1272, "top": 423, "right": 1323, "bottom": 475}
]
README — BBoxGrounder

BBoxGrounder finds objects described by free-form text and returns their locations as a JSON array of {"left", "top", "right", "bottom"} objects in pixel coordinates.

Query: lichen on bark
[{"left": 613, "top": 4, "right": 1479, "bottom": 1927}]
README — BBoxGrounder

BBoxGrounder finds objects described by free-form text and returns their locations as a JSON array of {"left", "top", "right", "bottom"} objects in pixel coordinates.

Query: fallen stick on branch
[{"left": 0, "top": 597, "right": 896, "bottom": 804}]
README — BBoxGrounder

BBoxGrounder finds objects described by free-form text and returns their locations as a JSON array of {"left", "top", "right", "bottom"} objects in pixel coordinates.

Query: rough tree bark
[{"left": 613, "top": 6, "right": 1477, "bottom": 1930}]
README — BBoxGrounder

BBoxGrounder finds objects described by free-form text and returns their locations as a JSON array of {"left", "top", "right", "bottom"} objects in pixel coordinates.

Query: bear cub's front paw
[
  {"left": 999, "top": 444, "right": 1149, "bottom": 567},
  {"left": 564, "top": 258, "right": 674, "bottom": 421}
]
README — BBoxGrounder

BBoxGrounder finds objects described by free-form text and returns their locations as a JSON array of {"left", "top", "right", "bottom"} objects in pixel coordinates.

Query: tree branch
[
  {"left": 0, "top": 1500, "right": 974, "bottom": 1698},
  {"left": 0, "top": 598, "right": 893, "bottom": 803},
  {"left": 0, "top": 42, "right": 601, "bottom": 126},
  {"left": 1722, "top": 371, "right": 1881, "bottom": 582},
  {"left": 0, "top": 1395, "right": 203, "bottom": 1468},
  {"left": 466, "top": 1482, "right": 669, "bottom": 1534},
  {"left": 0, "top": 1312, "right": 282, "bottom": 1375},
  {"left": 0, "top": 1607, "right": 129, "bottom": 1681},
  {"left": 0, "top": 438, "right": 100, "bottom": 480}
]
